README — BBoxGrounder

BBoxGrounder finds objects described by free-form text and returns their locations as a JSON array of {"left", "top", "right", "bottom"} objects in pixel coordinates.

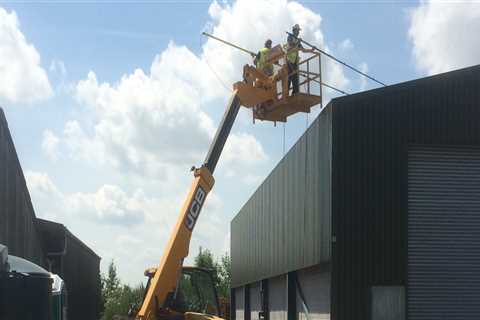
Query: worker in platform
[
  {"left": 285, "top": 24, "right": 310, "bottom": 95},
  {"left": 254, "top": 39, "right": 274, "bottom": 76}
]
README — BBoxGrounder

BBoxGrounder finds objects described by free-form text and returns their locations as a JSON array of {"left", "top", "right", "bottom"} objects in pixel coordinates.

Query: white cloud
[
  {"left": 222, "top": 132, "right": 267, "bottom": 166},
  {"left": 66, "top": 185, "right": 147, "bottom": 226},
  {"left": 0, "top": 8, "right": 52, "bottom": 104},
  {"left": 25, "top": 171, "right": 146, "bottom": 226},
  {"left": 69, "top": 58, "right": 219, "bottom": 178},
  {"left": 409, "top": 1, "right": 480, "bottom": 75},
  {"left": 25, "top": 171, "right": 62, "bottom": 198},
  {"left": 24, "top": 171, "right": 65, "bottom": 221},
  {"left": 49, "top": 0, "right": 346, "bottom": 181},
  {"left": 53, "top": 40, "right": 269, "bottom": 180},
  {"left": 339, "top": 38, "right": 354, "bottom": 53},
  {"left": 62, "top": 120, "right": 105, "bottom": 164},
  {"left": 49, "top": 60, "right": 67, "bottom": 77},
  {"left": 202, "top": 0, "right": 347, "bottom": 92},
  {"left": 42, "top": 130, "right": 60, "bottom": 161}
]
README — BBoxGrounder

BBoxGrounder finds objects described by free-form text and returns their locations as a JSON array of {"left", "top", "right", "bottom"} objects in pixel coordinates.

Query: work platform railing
[{"left": 253, "top": 49, "right": 323, "bottom": 123}]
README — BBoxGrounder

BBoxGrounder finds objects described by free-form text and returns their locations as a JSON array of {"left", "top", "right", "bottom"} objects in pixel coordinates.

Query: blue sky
[{"left": 1, "top": 0, "right": 479, "bottom": 284}]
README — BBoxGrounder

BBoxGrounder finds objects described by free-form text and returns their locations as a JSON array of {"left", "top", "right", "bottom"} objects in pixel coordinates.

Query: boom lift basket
[{"left": 234, "top": 47, "right": 323, "bottom": 123}]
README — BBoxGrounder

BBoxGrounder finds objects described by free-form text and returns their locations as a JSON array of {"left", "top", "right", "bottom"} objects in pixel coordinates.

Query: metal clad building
[
  {"left": 231, "top": 107, "right": 332, "bottom": 287},
  {"left": 231, "top": 65, "right": 480, "bottom": 320},
  {"left": 0, "top": 108, "right": 102, "bottom": 320},
  {"left": 0, "top": 109, "right": 45, "bottom": 265},
  {"left": 36, "top": 219, "right": 102, "bottom": 320}
]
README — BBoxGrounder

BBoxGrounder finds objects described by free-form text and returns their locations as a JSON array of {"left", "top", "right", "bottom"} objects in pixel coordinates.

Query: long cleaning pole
[
  {"left": 286, "top": 31, "right": 387, "bottom": 87},
  {"left": 202, "top": 32, "right": 256, "bottom": 57}
]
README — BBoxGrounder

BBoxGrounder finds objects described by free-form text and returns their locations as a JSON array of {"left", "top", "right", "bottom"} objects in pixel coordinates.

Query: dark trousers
[{"left": 287, "top": 62, "right": 299, "bottom": 95}]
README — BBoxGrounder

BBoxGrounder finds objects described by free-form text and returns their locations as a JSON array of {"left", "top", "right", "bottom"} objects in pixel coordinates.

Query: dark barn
[
  {"left": 0, "top": 108, "right": 102, "bottom": 320},
  {"left": 0, "top": 108, "right": 45, "bottom": 266},
  {"left": 231, "top": 65, "right": 480, "bottom": 320}
]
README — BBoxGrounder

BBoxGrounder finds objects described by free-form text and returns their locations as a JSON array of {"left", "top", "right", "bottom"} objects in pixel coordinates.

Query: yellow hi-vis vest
[
  {"left": 284, "top": 38, "right": 300, "bottom": 64},
  {"left": 256, "top": 47, "right": 273, "bottom": 75}
]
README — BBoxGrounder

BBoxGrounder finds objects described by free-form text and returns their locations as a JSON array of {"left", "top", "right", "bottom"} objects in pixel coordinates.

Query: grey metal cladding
[{"left": 231, "top": 106, "right": 332, "bottom": 287}]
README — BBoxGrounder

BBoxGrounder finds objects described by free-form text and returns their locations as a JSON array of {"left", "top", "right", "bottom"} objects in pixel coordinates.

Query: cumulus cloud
[
  {"left": 42, "top": 130, "right": 60, "bottom": 161},
  {"left": 0, "top": 8, "right": 52, "bottom": 104},
  {"left": 409, "top": 1, "right": 480, "bottom": 75},
  {"left": 202, "top": 0, "right": 347, "bottom": 90},
  {"left": 47, "top": 0, "right": 346, "bottom": 181},
  {"left": 25, "top": 171, "right": 62, "bottom": 199},
  {"left": 70, "top": 61, "right": 218, "bottom": 178},
  {"left": 25, "top": 171, "right": 146, "bottom": 226},
  {"left": 223, "top": 133, "right": 267, "bottom": 166}
]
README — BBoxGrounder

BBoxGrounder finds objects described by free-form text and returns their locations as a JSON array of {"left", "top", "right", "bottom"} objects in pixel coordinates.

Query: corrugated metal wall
[
  {"left": 61, "top": 231, "right": 101, "bottom": 320},
  {"left": 0, "top": 108, "right": 44, "bottom": 265},
  {"left": 331, "top": 65, "right": 480, "bottom": 320},
  {"left": 231, "top": 106, "right": 332, "bottom": 287}
]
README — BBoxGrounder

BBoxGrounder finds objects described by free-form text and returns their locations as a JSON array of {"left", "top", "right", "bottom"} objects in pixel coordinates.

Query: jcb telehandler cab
[{"left": 137, "top": 267, "right": 222, "bottom": 320}]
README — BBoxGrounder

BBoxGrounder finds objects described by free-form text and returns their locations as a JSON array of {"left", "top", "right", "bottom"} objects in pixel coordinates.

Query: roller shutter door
[
  {"left": 269, "top": 275, "right": 286, "bottom": 320},
  {"left": 408, "top": 145, "right": 480, "bottom": 319}
]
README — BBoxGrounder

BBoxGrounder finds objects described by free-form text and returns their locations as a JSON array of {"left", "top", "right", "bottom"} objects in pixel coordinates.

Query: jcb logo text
[{"left": 184, "top": 186, "right": 206, "bottom": 231}]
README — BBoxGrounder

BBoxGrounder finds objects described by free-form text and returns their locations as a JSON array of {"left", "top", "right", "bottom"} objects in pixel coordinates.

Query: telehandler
[{"left": 134, "top": 35, "right": 322, "bottom": 320}]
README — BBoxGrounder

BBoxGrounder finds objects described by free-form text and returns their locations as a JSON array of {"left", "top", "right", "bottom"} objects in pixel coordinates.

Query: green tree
[
  {"left": 102, "top": 261, "right": 121, "bottom": 301},
  {"left": 193, "top": 247, "right": 231, "bottom": 300},
  {"left": 217, "top": 253, "right": 231, "bottom": 299},
  {"left": 100, "top": 260, "right": 145, "bottom": 320},
  {"left": 194, "top": 247, "right": 220, "bottom": 288},
  {"left": 194, "top": 247, "right": 216, "bottom": 269}
]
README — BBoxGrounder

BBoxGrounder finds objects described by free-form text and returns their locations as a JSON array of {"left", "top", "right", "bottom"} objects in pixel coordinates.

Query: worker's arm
[
  {"left": 136, "top": 92, "right": 241, "bottom": 320},
  {"left": 253, "top": 51, "right": 260, "bottom": 67}
]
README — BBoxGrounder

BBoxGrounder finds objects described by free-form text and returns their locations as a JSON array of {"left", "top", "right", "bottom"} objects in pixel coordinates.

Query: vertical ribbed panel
[
  {"left": 408, "top": 145, "right": 480, "bottom": 319},
  {"left": 231, "top": 106, "right": 332, "bottom": 287}
]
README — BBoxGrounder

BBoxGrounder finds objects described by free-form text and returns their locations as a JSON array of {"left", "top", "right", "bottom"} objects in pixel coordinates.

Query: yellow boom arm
[{"left": 136, "top": 93, "right": 241, "bottom": 320}]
